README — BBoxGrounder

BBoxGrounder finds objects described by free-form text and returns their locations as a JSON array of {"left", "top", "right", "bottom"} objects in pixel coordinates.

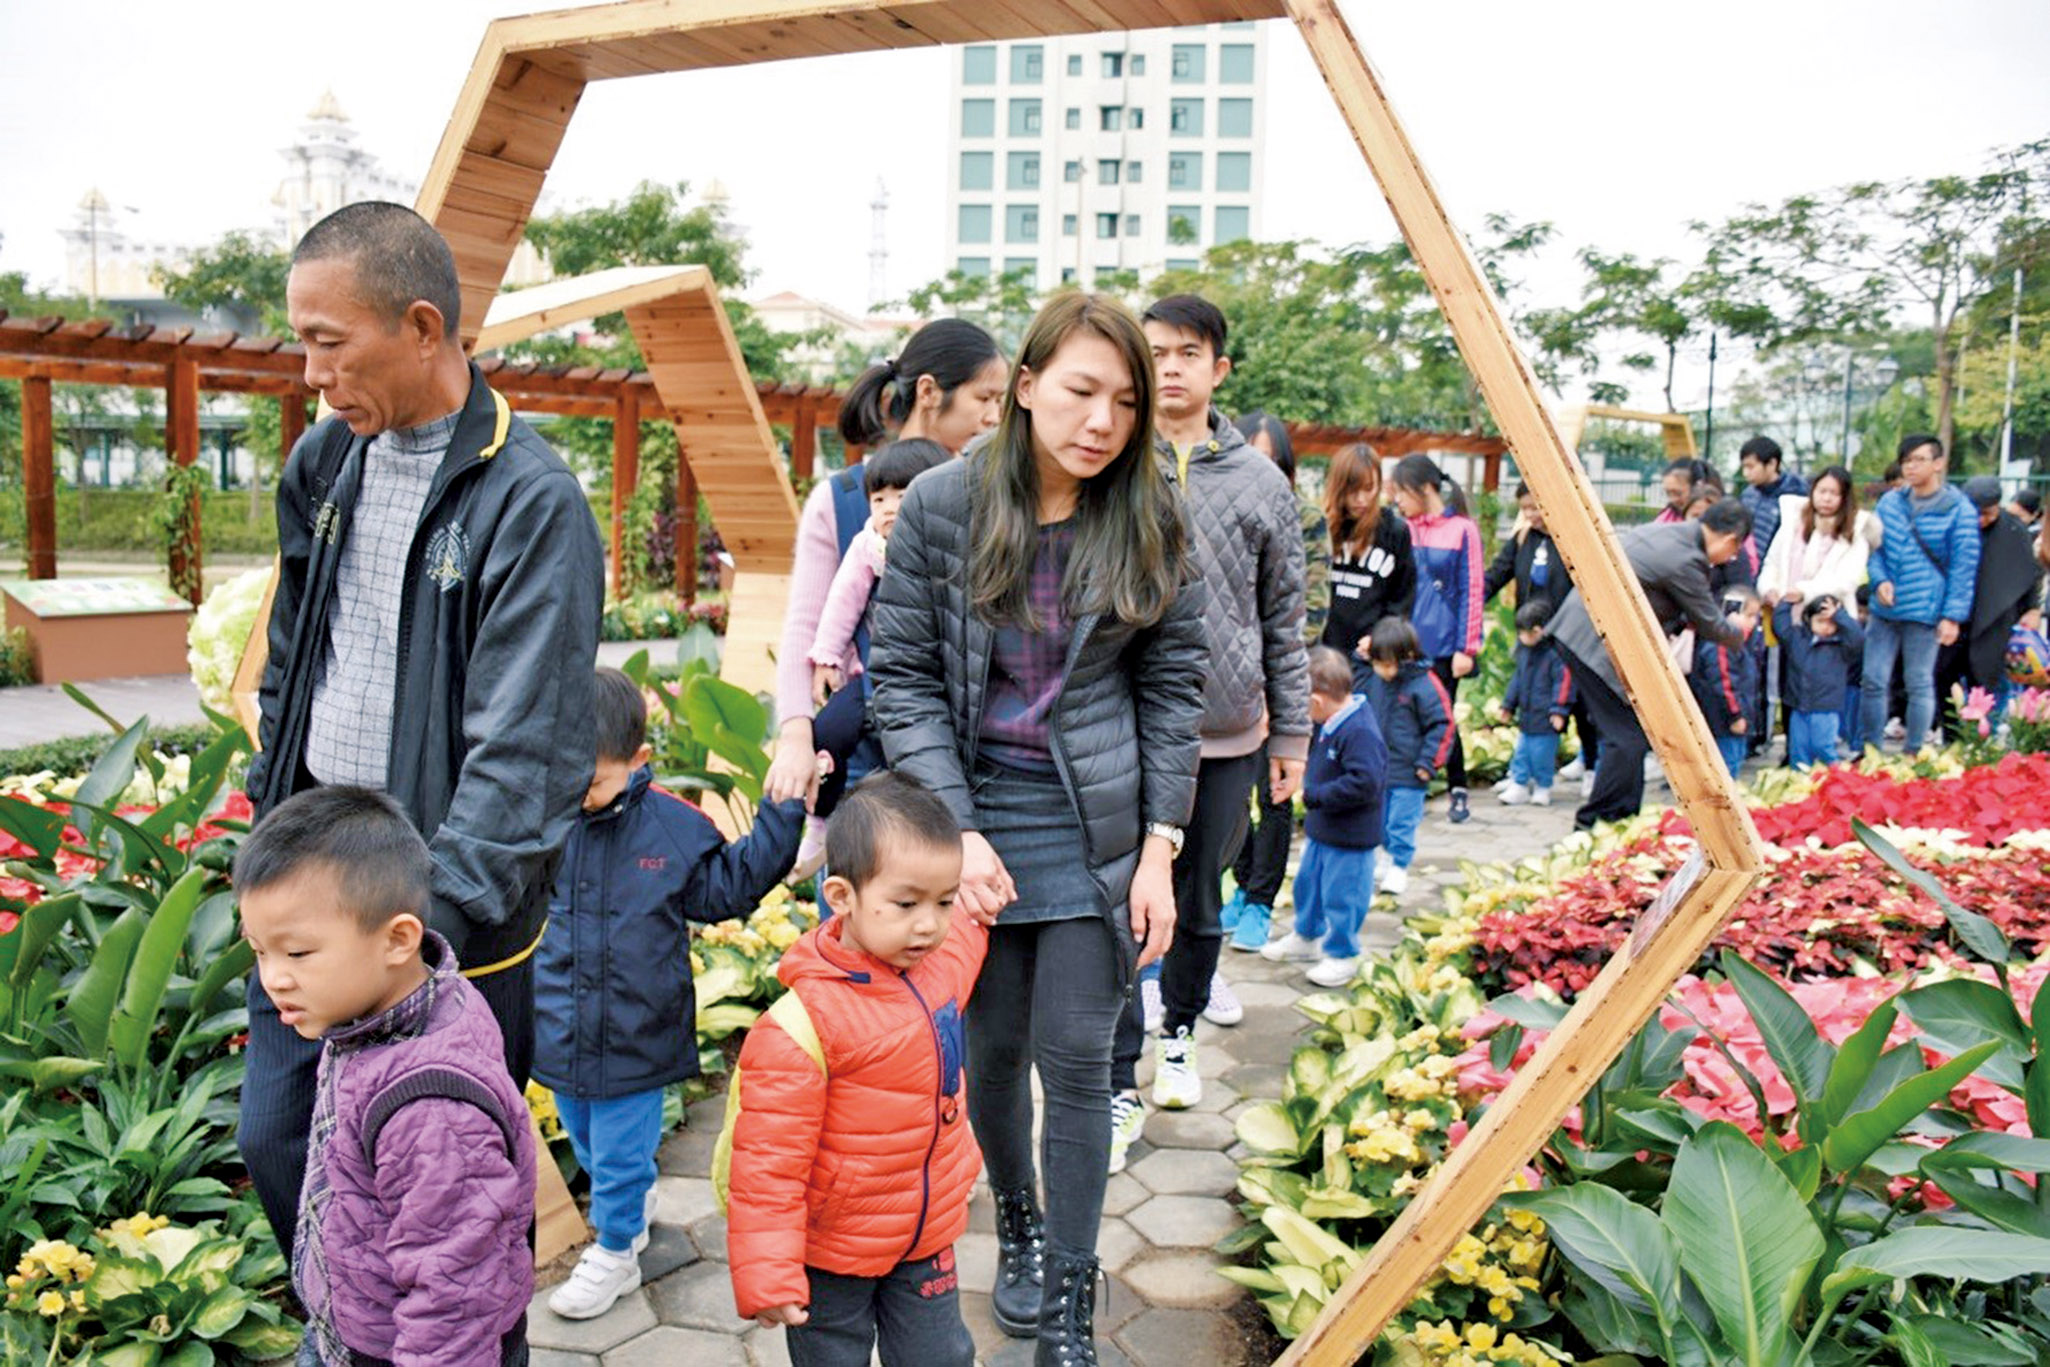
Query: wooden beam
[
  {"left": 22, "top": 371, "right": 56, "bottom": 580},
  {"left": 675, "top": 452, "right": 699, "bottom": 608},
  {"left": 166, "top": 357, "right": 203, "bottom": 604},
  {"left": 790, "top": 395, "right": 817, "bottom": 482},
  {"left": 611, "top": 388, "right": 640, "bottom": 599}
]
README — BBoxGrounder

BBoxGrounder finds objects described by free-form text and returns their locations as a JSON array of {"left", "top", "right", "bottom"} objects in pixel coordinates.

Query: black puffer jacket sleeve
[
  {"left": 245, "top": 430, "right": 319, "bottom": 805},
  {"left": 1130, "top": 533, "right": 1207, "bottom": 829}
]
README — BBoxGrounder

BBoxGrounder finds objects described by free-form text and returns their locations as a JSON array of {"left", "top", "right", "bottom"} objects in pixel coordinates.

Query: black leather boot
[
  {"left": 991, "top": 1186, "right": 1045, "bottom": 1337},
  {"left": 1034, "top": 1248, "right": 1102, "bottom": 1366}
]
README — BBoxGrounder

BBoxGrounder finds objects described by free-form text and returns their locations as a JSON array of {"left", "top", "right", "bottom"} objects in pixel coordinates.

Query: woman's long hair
[
  {"left": 969, "top": 293, "right": 1185, "bottom": 630},
  {"left": 1391, "top": 453, "right": 1470, "bottom": 519},
  {"left": 1800, "top": 465, "right": 1859, "bottom": 543},
  {"left": 1235, "top": 411, "right": 1296, "bottom": 485},
  {"left": 837, "top": 318, "right": 1001, "bottom": 446},
  {"left": 1325, "top": 442, "right": 1384, "bottom": 557}
]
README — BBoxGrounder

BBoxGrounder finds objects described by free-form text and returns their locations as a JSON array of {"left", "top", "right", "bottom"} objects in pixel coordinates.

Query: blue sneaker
[
  {"left": 1219, "top": 889, "right": 1246, "bottom": 936},
  {"left": 1229, "top": 902, "right": 1272, "bottom": 953}
]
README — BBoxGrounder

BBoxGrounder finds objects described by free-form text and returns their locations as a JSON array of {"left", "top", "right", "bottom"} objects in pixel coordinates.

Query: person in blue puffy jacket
[{"left": 1861, "top": 435, "right": 1980, "bottom": 753}]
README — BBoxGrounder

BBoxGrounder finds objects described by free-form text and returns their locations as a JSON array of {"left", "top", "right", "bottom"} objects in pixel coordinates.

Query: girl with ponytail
[{"left": 1389, "top": 454, "right": 1484, "bottom": 823}]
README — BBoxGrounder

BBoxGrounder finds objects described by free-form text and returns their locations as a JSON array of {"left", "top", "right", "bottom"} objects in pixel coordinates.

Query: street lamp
[{"left": 1838, "top": 351, "right": 1899, "bottom": 466}]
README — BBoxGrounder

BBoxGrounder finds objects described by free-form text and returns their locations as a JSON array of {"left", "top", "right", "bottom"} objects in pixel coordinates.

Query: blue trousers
[
  {"left": 1861, "top": 616, "right": 1940, "bottom": 753},
  {"left": 556, "top": 1087, "right": 667, "bottom": 1253},
  {"left": 1788, "top": 710, "right": 1840, "bottom": 769},
  {"left": 1382, "top": 786, "right": 1426, "bottom": 870},
  {"left": 1840, "top": 684, "right": 1863, "bottom": 756},
  {"left": 1291, "top": 838, "right": 1376, "bottom": 959},
  {"left": 1509, "top": 732, "right": 1560, "bottom": 789},
  {"left": 1715, "top": 735, "right": 1748, "bottom": 778}
]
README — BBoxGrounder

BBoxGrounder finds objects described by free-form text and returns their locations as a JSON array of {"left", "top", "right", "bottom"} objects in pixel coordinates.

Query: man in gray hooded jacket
[{"left": 1107, "top": 295, "right": 1309, "bottom": 1160}]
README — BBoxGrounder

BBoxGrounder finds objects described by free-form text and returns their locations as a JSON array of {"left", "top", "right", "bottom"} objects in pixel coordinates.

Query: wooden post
[
  {"left": 790, "top": 396, "right": 817, "bottom": 482},
  {"left": 675, "top": 454, "right": 699, "bottom": 608},
  {"left": 1275, "top": 1, "right": 1766, "bottom": 1360},
  {"left": 280, "top": 390, "right": 308, "bottom": 464},
  {"left": 166, "top": 357, "right": 203, "bottom": 604},
  {"left": 1483, "top": 447, "right": 1503, "bottom": 494},
  {"left": 22, "top": 371, "right": 57, "bottom": 580},
  {"left": 611, "top": 389, "right": 640, "bottom": 599}
]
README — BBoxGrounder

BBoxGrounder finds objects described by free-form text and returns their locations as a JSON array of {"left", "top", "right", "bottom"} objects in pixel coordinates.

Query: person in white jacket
[{"left": 1758, "top": 466, "right": 1874, "bottom": 753}]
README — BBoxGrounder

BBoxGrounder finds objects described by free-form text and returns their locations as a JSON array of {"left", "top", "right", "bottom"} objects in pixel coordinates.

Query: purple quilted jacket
[{"left": 299, "top": 936, "right": 535, "bottom": 1365}]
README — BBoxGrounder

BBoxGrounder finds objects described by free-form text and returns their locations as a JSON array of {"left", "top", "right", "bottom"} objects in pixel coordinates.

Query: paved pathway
[{"left": 528, "top": 784, "right": 1583, "bottom": 1366}]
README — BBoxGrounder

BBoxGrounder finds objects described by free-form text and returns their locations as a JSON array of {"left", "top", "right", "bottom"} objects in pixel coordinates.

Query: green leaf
[
  {"left": 137, "top": 730, "right": 242, "bottom": 841},
  {"left": 1664, "top": 1121, "right": 1824, "bottom": 1367},
  {"left": 66, "top": 904, "right": 147, "bottom": 1057},
  {"left": 109, "top": 868, "right": 210, "bottom": 1073},
  {"left": 187, "top": 1285, "right": 252, "bottom": 1338},
  {"left": 0, "top": 793, "right": 68, "bottom": 861},
  {"left": 1885, "top": 1314, "right": 1944, "bottom": 1367},
  {"left": 1924, "top": 1167, "right": 2050, "bottom": 1237},
  {"left": 1853, "top": 817, "right": 2011, "bottom": 972},
  {"left": 1486, "top": 991, "right": 1570, "bottom": 1030},
  {"left": 220, "top": 1320, "right": 301, "bottom": 1354},
  {"left": 1774, "top": 1144, "right": 1823, "bottom": 1203},
  {"left": 1909, "top": 1316, "right": 2038, "bottom": 1365},
  {"left": 1928, "top": 1133, "right": 2050, "bottom": 1172},
  {"left": 2028, "top": 1057, "right": 2050, "bottom": 1142},
  {"left": 1504, "top": 1183, "right": 1681, "bottom": 1318},
  {"left": 1817, "top": 1228, "right": 2050, "bottom": 1322},
  {"left": 71, "top": 714, "right": 152, "bottom": 840},
  {"left": 1823, "top": 996, "right": 1898, "bottom": 1125},
  {"left": 1902, "top": 979, "right": 2031, "bottom": 1087},
  {"left": 1235, "top": 1101, "right": 1308, "bottom": 1158},
  {"left": 1822, "top": 1041, "right": 2001, "bottom": 1176},
  {"left": 92, "top": 1343, "right": 163, "bottom": 1367},
  {"left": 1722, "top": 951, "right": 1831, "bottom": 1132},
  {"left": 7, "top": 891, "right": 81, "bottom": 989},
  {"left": 62, "top": 681, "right": 133, "bottom": 732},
  {"left": 182, "top": 936, "right": 253, "bottom": 1028}
]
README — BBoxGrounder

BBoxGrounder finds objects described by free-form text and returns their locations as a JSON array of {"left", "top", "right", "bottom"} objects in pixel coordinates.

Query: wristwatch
[{"left": 1145, "top": 822, "right": 1185, "bottom": 858}]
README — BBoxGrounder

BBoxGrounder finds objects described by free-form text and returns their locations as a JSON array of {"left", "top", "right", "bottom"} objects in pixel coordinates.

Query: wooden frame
[
  {"left": 1558, "top": 402, "right": 1702, "bottom": 462},
  {"left": 429, "top": 0, "right": 1770, "bottom": 1354}
]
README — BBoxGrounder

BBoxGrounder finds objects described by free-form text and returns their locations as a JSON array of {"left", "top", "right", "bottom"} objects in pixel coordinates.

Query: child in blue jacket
[
  {"left": 1261, "top": 647, "right": 1387, "bottom": 986},
  {"left": 1363, "top": 617, "right": 1452, "bottom": 900},
  {"left": 1775, "top": 596, "right": 1865, "bottom": 769},
  {"left": 1497, "top": 600, "right": 1574, "bottom": 806},
  {"left": 535, "top": 668, "right": 812, "bottom": 1322},
  {"left": 1691, "top": 587, "right": 1762, "bottom": 778}
]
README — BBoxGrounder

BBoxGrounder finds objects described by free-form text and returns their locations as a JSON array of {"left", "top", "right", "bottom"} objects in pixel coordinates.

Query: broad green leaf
[
  {"left": 1910, "top": 1316, "right": 2038, "bottom": 1365},
  {"left": 1610, "top": 1103, "right": 1703, "bottom": 1150},
  {"left": 1774, "top": 1144, "right": 1823, "bottom": 1203},
  {"left": 1557, "top": 1278, "right": 1661, "bottom": 1359},
  {"left": 1902, "top": 979, "right": 2030, "bottom": 1087},
  {"left": 138, "top": 728, "right": 242, "bottom": 840},
  {"left": 1504, "top": 1183, "right": 1681, "bottom": 1317},
  {"left": 8, "top": 891, "right": 81, "bottom": 989},
  {"left": 1817, "top": 1228, "right": 2050, "bottom": 1322},
  {"left": 0, "top": 793, "right": 68, "bottom": 861},
  {"left": 29, "top": 1057, "right": 104, "bottom": 1091},
  {"left": 66, "top": 905, "right": 147, "bottom": 1057},
  {"left": 1236, "top": 1101, "right": 1307, "bottom": 1157},
  {"left": 1288, "top": 1045, "right": 1334, "bottom": 1100},
  {"left": 1300, "top": 1189, "right": 1378, "bottom": 1220},
  {"left": 1261, "top": 1206, "right": 1358, "bottom": 1271},
  {"left": 1664, "top": 1121, "right": 1824, "bottom": 1367},
  {"left": 1722, "top": 951, "right": 1831, "bottom": 1130},
  {"left": 110, "top": 868, "right": 211, "bottom": 1073},
  {"left": 1925, "top": 1168, "right": 2050, "bottom": 1237},
  {"left": 1885, "top": 1314, "right": 1944, "bottom": 1367},
  {"left": 62, "top": 681, "right": 132, "bottom": 732},
  {"left": 1928, "top": 1133, "right": 2050, "bottom": 1173},
  {"left": 92, "top": 1343, "right": 162, "bottom": 1367},
  {"left": 2028, "top": 1058, "right": 2050, "bottom": 1142},
  {"left": 220, "top": 1321, "right": 301, "bottom": 1355},
  {"left": 1845, "top": 1042, "right": 1926, "bottom": 1118},
  {"left": 1823, "top": 1041, "right": 2001, "bottom": 1176},
  {"left": 71, "top": 714, "right": 152, "bottom": 841},
  {"left": 683, "top": 675, "right": 770, "bottom": 755},
  {"left": 1823, "top": 996, "right": 1898, "bottom": 1125},
  {"left": 1215, "top": 1266, "right": 1288, "bottom": 1295},
  {"left": 188, "top": 1284, "right": 253, "bottom": 1338},
  {"left": 1486, "top": 992, "right": 1571, "bottom": 1030},
  {"left": 1853, "top": 818, "right": 2012, "bottom": 971}
]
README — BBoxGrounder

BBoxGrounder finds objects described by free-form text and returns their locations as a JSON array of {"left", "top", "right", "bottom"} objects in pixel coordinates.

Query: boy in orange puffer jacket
[{"left": 719, "top": 772, "right": 987, "bottom": 1366}]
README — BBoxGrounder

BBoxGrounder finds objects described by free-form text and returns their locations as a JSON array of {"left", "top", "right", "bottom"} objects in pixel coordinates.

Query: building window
[
  {"left": 963, "top": 46, "right": 996, "bottom": 84},
  {"left": 1215, "top": 151, "right": 1252, "bottom": 192},
  {"left": 1170, "top": 98, "right": 1203, "bottom": 137},
  {"left": 1008, "top": 151, "right": 1041, "bottom": 190},
  {"left": 1004, "top": 257, "right": 1038, "bottom": 285},
  {"left": 1061, "top": 266, "right": 1077, "bottom": 283},
  {"left": 1128, "top": 107, "right": 1144, "bottom": 129},
  {"left": 1130, "top": 53, "right": 1146, "bottom": 76},
  {"left": 1096, "top": 212, "right": 1119, "bottom": 240},
  {"left": 958, "top": 205, "right": 992, "bottom": 245},
  {"left": 1215, "top": 206, "right": 1251, "bottom": 243},
  {"left": 958, "top": 256, "right": 991, "bottom": 278},
  {"left": 1067, "top": 53, "right": 1082, "bottom": 75},
  {"left": 1126, "top": 161, "right": 1143, "bottom": 184},
  {"left": 1065, "top": 106, "right": 1081, "bottom": 130},
  {"left": 1168, "top": 152, "right": 1200, "bottom": 188},
  {"left": 1171, "top": 44, "right": 1206, "bottom": 82},
  {"left": 1006, "top": 205, "right": 1040, "bottom": 243},
  {"left": 1219, "top": 43, "right": 1255, "bottom": 83},
  {"left": 1011, "top": 45, "right": 1043, "bottom": 84},
  {"left": 1218, "top": 98, "right": 1253, "bottom": 138},
  {"left": 962, "top": 99, "right": 995, "bottom": 137},
  {"left": 1097, "top": 158, "right": 1121, "bottom": 185},
  {"left": 1168, "top": 204, "right": 1201, "bottom": 243},
  {"left": 1102, "top": 51, "right": 1123, "bottom": 78},
  {"left": 1009, "top": 99, "right": 1042, "bottom": 136},
  {"left": 960, "top": 151, "right": 993, "bottom": 191},
  {"left": 1099, "top": 105, "right": 1122, "bottom": 132},
  {"left": 1124, "top": 214, "right": 1141, "bottom": 237},
  {"left": 1167, "top": 258, "right": 1200, "bottom": 272},
  {"left": 1062, "top": 214, "right": 1078, "bottom": 238},
  {"left": 1064, "top": 159, "right": 1083, "bottom": 183}
]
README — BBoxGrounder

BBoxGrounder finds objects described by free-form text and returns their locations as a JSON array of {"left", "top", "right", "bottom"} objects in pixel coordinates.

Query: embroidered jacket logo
[{"left": 424, "top": 522, "right": 471, "bottom": 593}]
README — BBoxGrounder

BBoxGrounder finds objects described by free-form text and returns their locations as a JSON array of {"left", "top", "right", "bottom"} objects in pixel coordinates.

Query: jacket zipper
[
  {"left": 386, "top": 454, "right": 484, "bottom": 777},
  {"left": 899, "top": 971, "right": 944, "bottom": 1260}
]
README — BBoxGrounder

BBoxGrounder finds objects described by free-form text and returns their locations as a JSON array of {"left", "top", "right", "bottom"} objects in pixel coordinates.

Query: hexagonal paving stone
[
  {"left": 1219, "top": 1062, "right": 1285, "bottom": 1098},
  {"left": 1102, "top": 1172, "right": 1148, "bottom": 1217},
  {"left": 1118, "top": 1249, "right": 1242, "bottom": 1310},
  {"left": 1124, "top": 1195, "right": 1241, "bottom": 1249},
  {"left": 638, "top": 1222, "right": 700, "bottom": 1284},
  {"left": 1095, "top": 1215, "right": 1145, "bottom": 1273},
  {"left": 744, "top": 1325, "right": 792, "bottom": 1367},
  {"left": 656, "top": 1121, "right": 719, "bottom": 1179},
  {"left": 533, "top": 1351, "right": 599, "bottom": 1367},
  {"left": 654, "top": 1176, "right": 720, "bottom": 1229},
  {"left": 1220, "top": 979, "right": 1300, "bottom": 1011},
  {"left": 1114, "top": 1306, "right": 1245, "bottom": 1367},
  {"left": 601, "top": 1324, "right": 749, "bottom": 1365},
  {"left": 689, "top": 1213, "right": 730, "bottom": 1263},
  {"left": 1143, "top": 1108, "right": 1235, "bottom": 1152},
  {"left": 527, "top": 1285, "right": 658, "bottom": 1354},
  {"left": 648, "top": 1258, "right": 743, "bottom": 1331},
  {"left": 1127, "top": 1147, "right": 1239, "bottom": 1197}
]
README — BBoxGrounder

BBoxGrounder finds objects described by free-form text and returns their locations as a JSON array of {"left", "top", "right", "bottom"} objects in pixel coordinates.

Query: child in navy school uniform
[
  {"left": 1260, "top": 647, "right": 1388, "bottom": 986},
  {"left": 1691, "top": 586, "right": 1762, "bottom": 778},
  {"left": 1363, "top": 617, "right": 1451, "bottom": 901},
  {"left": 1497, "top": 600, "right": 1575, "bottom": 806},
  {"left": 1775, "top": 595, "right": 1865, "bottom": 769}
]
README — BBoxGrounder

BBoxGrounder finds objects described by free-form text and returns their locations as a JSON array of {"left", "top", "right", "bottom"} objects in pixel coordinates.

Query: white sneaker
[
  {"left": 1260, "top": 932, "right": 1323, "bottom": 963},
  {"left": 1202, "top": 972, "right": 1243, "bottom": 1026},
  {"left": 1884, "top": 718, "right": 1906, "bottom": 741},
  {"left": 1153, "top": 1028, "right": 1202, "bottom": 1110},
  {"left": 549, "top": 1242, "right": 641, "bottom": 1320},
  {"left": 1305, "top": 956, "right": 1361, "bottom": 988},
  {"left": 1557, "top": 756, "right": 1586, "bottom": 781},
  {"left": 1529, "top": 787, "right": 1551, "bottom": 807},
  {"left": 1490, "top": 776, "right": 1513, "bottom": 793},
  {"left": 1379, "top": 865, "right": 1409, "bottom": 897},
  {"left": 1581, "top": 770, "right": 1597, "bottom": 800},
  {"left": 1499, "top": 782, "right": 1531, "bottom": 805},
  {"left": 1140, "top": 976, "right": 1164, "bottom": 1034},
  {"left": 1108, "top": 1089, "right": 1145, "bottom": 1175}
]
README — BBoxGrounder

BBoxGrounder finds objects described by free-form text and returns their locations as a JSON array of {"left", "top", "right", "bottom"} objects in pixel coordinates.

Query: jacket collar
[
  {"left": 585, "top": 766, "right": 653, "bottom": 824},
  {"left": 1153, "top": 407, "right": 1244, "bottom": 467}
]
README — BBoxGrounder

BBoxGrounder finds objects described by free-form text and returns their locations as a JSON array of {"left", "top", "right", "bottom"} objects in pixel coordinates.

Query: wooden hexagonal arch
[{"left": 419, "top": 1, "right": 1766, "bottom": 1360}]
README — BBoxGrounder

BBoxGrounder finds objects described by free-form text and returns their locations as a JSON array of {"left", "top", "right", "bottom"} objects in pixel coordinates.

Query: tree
[
  {"left": 1691, "top": 137, "right": 2049, "bottom": 456},
  {"left": 1568, "top": 249, "right": 1697, "bottom": 410}
]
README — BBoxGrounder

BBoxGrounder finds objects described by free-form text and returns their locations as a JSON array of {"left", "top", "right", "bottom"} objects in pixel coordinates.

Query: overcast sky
[{"left": 2, "top": 0, "right": 2045, "bottom": 409}]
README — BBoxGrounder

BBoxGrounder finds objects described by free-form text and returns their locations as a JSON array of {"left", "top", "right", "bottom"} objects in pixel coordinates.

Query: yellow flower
[
  {"left": 69, "top": 1290, "right": 85, "bottom": 1311},
  {"left": 36, "top": 1290, "right": 66, "bottom": 1317},
  {"left": 1463, "top": 1322, "right": 1498, "bottom": 1351},
  {"left": 5, "top": 1274, "right": 22, "bottom": 1290}
]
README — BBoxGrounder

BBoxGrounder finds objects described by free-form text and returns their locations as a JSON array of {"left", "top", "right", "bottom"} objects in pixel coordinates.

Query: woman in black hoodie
[{"left": 1322, "top": 442, "right": 1418, "bottom": 691}]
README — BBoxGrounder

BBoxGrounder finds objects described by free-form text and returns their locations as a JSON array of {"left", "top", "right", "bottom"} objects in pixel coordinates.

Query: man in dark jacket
[
  {"left": 1547, "top": 500, "right": 1756, "bottom": 829},
  {"left": 241, "top": 202, "right": 604, "bottom": 1258},
  {"left": 1739, "top": 435, "right": 1807, "bottom": 564},
  {"left": 1937, "top": 476, "right": 2044, "bottom": 737}
]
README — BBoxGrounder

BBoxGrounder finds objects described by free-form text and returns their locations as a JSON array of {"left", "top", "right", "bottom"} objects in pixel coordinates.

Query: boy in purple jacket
[{"left": 237, "top": 787, "right": 535, "bottom": 1367}]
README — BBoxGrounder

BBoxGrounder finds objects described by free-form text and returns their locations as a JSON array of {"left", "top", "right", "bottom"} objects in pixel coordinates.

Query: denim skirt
[{"left": 971, "top": 758, "right": 1104, "bottom": 925}]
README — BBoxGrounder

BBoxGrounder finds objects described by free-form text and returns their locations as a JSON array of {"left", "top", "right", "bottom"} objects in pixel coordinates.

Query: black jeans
[
  {"left": 968, "top": 917, "right": 1125, "bottom": 1259},
  {"left": 1110, "top": 752, "right": 1258, "bottom": 1089},
  {"left": 1230, "top": 741, "right": 1291, "bottom": 909},
  {"left": 1558, "top": 648, "right": 1649, "bottom": 830},
  {"left": 786, "top": 1251, "right": 975, "bottom": 1367},
  {"left": 240, "top": 958, "right": 536, "bottom": 1261},
  {"left": 1429, "top": 657, "right": 1468, "bottom": 789}
]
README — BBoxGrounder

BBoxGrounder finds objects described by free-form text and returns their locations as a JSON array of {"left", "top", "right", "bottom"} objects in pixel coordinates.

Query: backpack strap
[
  {"left": 360, "top": 1067, "right": 516, "bottom": 1173},
  {"left": 712, "top": 990, "right": 826, "bottom": 1213},
  {"left": 829, "top": 465, "right": 874, "bottom": 668}
]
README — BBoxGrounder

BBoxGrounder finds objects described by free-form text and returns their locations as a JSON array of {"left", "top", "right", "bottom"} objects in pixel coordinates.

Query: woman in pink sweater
[{"left": 765, "top": 322, "right": 1004, "bottom": 807}]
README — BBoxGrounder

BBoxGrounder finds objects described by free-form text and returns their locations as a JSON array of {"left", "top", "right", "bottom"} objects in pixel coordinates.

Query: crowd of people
[{"left": 230, "top": 200, "right": 2050, "bottom": 1367}]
